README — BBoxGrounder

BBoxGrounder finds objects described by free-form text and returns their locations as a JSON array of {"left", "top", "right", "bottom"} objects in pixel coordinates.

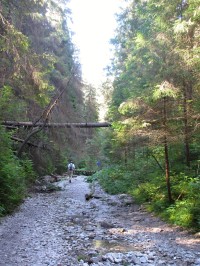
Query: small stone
[
  {"left": 195, "top": 258, "right": 200, "bottom": 264},
  {"left": 140, "top": 256, "right": 148, "bottom": 263},
  {"left": 158, "top": 260, "right": 166, "bottom": 265},
  {"left": 91, "top": 256, "right": 102, "bottom": 263}
]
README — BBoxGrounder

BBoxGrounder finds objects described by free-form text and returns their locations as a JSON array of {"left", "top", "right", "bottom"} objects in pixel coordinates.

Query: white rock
[{"left": 140, "top": 256, "right": 148, "bottom": 263}]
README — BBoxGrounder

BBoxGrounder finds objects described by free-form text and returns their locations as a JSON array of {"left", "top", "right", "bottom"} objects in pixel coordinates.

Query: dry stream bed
[{"left": 0, "top": 176, "right": 199, "bottom": 266}]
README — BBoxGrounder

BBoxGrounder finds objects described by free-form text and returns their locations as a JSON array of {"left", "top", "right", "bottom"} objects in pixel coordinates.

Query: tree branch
[{"left": 11, "top": 136, "right": 41, "bottom": 148}]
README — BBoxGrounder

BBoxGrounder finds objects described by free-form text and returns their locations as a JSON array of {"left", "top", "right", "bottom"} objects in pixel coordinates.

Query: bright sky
[{"left": 68, "top": 0, "right": 123, "bottom": 87}]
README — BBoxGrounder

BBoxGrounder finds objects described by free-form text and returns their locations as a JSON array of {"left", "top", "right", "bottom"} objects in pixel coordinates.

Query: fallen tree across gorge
[{"left": 2, "top": 121, "right": 112, "bottom": 128}]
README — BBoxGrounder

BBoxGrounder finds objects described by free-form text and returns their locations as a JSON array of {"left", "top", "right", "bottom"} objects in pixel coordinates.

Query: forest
[
  {"left": 0, "top": 0, "right": 200, "bottom": 231},
  {"left": 0, "top": 0, "right": 99, "bottom": 215}
]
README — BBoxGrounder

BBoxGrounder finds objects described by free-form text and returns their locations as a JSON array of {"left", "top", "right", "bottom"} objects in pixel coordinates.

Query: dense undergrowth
[
  {"left": 88, "top": 164, "right": 200, "bottom": 231},
  {"left": 0, "top": 126, "right": 36, "bottom": 216}
]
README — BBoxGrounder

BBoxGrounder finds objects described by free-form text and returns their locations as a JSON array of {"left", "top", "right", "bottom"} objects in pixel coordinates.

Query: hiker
[
  {"left": 67, "top": 161, "right": 75, "bottom": 183},
  {"left": 96, "top": 160, "right": 101, "bottom": 169}
]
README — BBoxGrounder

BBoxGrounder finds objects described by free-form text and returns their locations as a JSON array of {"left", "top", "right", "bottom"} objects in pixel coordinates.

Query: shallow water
[{"left": 93, "top": 239, "right": 142, "bottom": 253}]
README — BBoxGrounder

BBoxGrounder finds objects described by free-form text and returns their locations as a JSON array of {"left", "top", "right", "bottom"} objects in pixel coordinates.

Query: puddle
[{"left": 93, "top": 239, "right": 141, "bottom": 253}]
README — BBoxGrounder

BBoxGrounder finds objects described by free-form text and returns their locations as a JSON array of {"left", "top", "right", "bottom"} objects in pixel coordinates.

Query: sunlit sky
[{"left": 68, "top": 0, "right": 124, "bottom": 87}]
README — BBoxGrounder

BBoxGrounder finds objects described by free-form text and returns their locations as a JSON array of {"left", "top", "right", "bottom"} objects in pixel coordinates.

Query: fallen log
[
  {"left": 2, "top": 121, "right": 112, "bottom": 128},
  {"left": 85, "top": 193, "right": 102, "bottom": 201},
  {"left": 3, "top": 115, "right": 200, "bottom": 129}
]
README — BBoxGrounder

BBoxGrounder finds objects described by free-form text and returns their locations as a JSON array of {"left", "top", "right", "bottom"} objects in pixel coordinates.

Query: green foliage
[
  {"left": 128, "top": 171, "right": 200, "bottom": 230},
  {"left": 92, "top": 140, "right": 200, "bottom": 230},
  {"left": 165, "top": 199, "right": 200, "bottom": 229},
  {"left": 0, "top": 0, "right": 87, "bottom": 182},
  {"left": 0, "top": 85, "right": 26, "bottom": 120},
  {"left": 101, "top": 0, "right": 200, "bottom": 231},
  {"left": 0, "top": 126, "right": 36, "bottom": 216},
  {"left": 153, "top": 82, "right": 179, "bottom": 100},
  {"left": 163, "top": 173, "right": 200, "bottom": 229},
  {"left": 91, "top": 166, "right": 134, "bottom": 195},
  {"left": 20, "top": 159, "right": 36, "bottom": 184},
  {"left": 130, "top": 173, "right": 168, "bottom": 204}
]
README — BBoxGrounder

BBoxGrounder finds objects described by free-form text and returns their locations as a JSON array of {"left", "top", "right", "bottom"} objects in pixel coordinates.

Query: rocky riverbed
[{"left": 0, "top": 175, "right": 199, "bottom": 266}]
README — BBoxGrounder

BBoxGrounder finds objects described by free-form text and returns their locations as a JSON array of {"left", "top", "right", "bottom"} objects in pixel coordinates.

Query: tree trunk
[
  {"left": 164, "top": 135, "right": 172, "bottom": 202},
  {"left": 183, "top": 86, "right": 190, "bottom": 167},
  {"left": 124, "top": 146, "right": 128, "bottom": 166},
  {"left": 163, "top": 97, "right": 172, "bottom": 203}
]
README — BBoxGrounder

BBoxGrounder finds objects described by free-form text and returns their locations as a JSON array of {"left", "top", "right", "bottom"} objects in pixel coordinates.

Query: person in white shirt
[{"left": 67, "top": 161, "right": 75, "bottom": 183}]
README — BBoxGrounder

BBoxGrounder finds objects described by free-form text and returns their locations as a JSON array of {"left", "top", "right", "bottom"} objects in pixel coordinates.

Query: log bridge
[{"left": 2, "top": 121, "right": 111, "bottom": 128}]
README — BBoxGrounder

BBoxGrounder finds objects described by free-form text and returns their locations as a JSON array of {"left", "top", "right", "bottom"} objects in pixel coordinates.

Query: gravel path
[{"left": 0, "top": 176, "right": 199, "bottom": 266}]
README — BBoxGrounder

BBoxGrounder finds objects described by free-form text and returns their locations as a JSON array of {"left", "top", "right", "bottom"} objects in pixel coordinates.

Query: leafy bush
[
  {"left": 89, "top": 165, "right": 134, "bottom": 194},
  {"left": 92, "top": 162, "right": 200, "bottom": 230},
  {"left": 131, "top": 172, "right": 200, "bottom": 230},
  {"left": 164, "top": 176, "right": 200, "bottom": 230},
  {"left": 0, "top": 126, "right": 36, "bottom": 216},
  {"left": 166, "top": 201, "right": 191, "bottom": 227}
]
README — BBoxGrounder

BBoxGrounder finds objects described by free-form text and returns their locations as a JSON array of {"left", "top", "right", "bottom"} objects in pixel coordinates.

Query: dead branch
[
  {"left": 17, "top": 127, "right": 43, "bottom": 156},
  {"left": 11, "top": 137, "right": 50, "bottom": 150},
  {"left": 11, "top": 136, "right": 40, "bottom": 148}
]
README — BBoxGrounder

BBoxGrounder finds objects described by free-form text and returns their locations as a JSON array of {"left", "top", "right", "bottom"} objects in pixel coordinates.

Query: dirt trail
[{"left": 0, "top": 176, "right": 199, "bottom": 266}]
